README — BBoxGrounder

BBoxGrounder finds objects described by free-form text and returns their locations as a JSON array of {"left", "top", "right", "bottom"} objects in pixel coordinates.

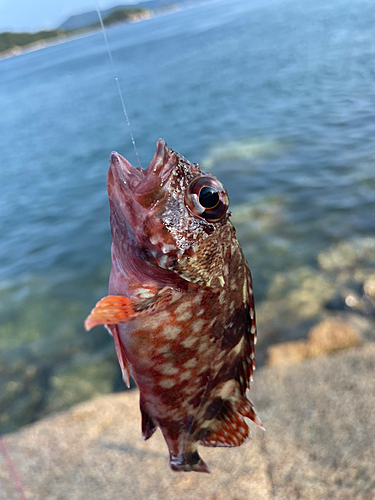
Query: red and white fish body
[{"left": 85, "top": 139, "right": 263, "bottom": 473}]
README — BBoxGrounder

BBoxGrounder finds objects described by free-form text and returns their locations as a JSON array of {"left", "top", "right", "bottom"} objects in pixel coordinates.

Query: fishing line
[
  {"left": 0, "top": 436, "right": 28, "bottom": 500},
  {"left": 95, "top": 1, "right": 142, "bottom": 168}
]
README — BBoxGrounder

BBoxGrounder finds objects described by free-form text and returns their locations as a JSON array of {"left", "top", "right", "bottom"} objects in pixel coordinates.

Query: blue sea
[{"left": 1, "top": 0, "right": 375, "bottom": 433}]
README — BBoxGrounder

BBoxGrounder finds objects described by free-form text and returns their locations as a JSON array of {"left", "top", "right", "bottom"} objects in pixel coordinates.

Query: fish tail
[
  {"left": 169, "top": 450, "right": 210, "bottom": 473},
  {"left": 201, "top": 395, "right": 264, "bottom": 448}
]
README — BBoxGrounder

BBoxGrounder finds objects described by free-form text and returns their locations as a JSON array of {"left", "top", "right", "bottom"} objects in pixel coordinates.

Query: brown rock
[
  {"left": 267, "top": 340, "right": 310, "bottom": 367},
  {"left": 363, "top": 275, "right": 375, "bottom": 298},
  {"left": 308, "top": 319, "right": 362, "bottom": 356},
  {"left": 267, "top": 319, "right": 362, "bottom": 367}
]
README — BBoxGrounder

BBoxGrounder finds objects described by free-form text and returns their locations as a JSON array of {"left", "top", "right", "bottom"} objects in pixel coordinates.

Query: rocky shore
[{"left": 1, "top": 342, "right": 374, "bottom": 500}]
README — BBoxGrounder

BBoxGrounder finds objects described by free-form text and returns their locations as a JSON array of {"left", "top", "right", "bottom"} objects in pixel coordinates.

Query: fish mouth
[
  {"left": 109, "top": 139, "right": 177, "bottom": 194},
  {"left": 109, "top": 151, "right": 145, "bottom": 191},
  {"left": 107, "top": 139, "right": 179, "bottom": 206}
]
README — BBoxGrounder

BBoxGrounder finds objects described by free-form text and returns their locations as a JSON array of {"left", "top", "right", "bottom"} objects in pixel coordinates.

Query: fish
[{"left": 84, "top": 139, "right": 263, "bottom": 473}]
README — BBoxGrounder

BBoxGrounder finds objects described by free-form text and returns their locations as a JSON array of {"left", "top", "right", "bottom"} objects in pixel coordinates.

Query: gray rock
[{"left": 1, "top": 345, "right": 374, "bottom": 500}]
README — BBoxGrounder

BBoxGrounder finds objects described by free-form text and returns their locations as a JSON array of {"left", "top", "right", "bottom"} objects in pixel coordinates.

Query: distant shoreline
[
  {"left": 0, "top": 9, "right": 157, "bottom": 62},
  {"left": 0, "top": 32, "right": 89, "bottom": 61}
]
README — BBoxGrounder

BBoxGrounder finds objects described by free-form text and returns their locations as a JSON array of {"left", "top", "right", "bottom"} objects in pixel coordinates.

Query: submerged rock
[
  {"left": 231, "top": 196, "right": 286, "bottom": 230},
  {"left": 0, "top": 330, "right": 120, "bottom": 435},
  {"left": 201, "top": 137, "right": 287, "bottom": 169},
  {"left": 255, "top": 266, "right": 338, "bottom": 351},
  {"left": 267, "top": 319, "right": 363, "bottom": 367},
  {"left": 363, "top": 274, "right": 375, "bottom": 298},
  {"left": 43, "top": 352, "right": 119, "bottom": 415},
  {"left": 266, "top": 340, "right": 311, "bottom": 367},
  {"left": 256, "top": 237, "right": 375, "bottom": 354},
  {"left": 318, "top": 237, "right": 375, "bottom": 272},
  {"left": 308, "top": 318, "right": 363, "bottom": 354}
]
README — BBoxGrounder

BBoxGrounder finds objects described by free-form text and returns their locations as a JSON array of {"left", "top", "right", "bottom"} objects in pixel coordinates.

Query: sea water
[{"left": 0, "top": 0, "right": 375, "bottom": 433}]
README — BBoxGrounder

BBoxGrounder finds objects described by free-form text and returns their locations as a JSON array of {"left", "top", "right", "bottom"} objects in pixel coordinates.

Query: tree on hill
[{"left": 103, "top": 8, "right": 148, "bottom": 25}]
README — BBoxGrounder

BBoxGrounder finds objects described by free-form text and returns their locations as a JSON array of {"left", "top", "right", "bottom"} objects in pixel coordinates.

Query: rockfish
[{"left": 85, "top": 139, "right": 263, "bottom": 473}]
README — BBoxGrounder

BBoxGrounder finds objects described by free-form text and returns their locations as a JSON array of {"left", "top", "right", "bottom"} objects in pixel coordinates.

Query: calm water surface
[{"left": 1, "top": 0, "right": 374, "bottom": 432}]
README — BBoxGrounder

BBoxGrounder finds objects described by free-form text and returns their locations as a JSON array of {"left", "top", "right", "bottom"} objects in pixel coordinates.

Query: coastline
[
  {"left": 0, "top": 33, "right": 88, "bottom": 61},
  {"left": 0, "top": 10, "right": 155, "bottom": 62}
]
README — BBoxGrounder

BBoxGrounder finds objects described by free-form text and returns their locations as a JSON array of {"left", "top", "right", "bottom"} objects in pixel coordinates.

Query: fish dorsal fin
[{"left": 201, "top": 397, "right": 264, "bottom": 448}]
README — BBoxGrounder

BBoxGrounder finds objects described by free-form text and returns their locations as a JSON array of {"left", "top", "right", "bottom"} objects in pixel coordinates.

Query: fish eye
[
  {"left": 185, "top": 175, "right": 229, "bottom": 222},
  {"left": 198, "top": 186, "right": 220, "bottom": 209}
]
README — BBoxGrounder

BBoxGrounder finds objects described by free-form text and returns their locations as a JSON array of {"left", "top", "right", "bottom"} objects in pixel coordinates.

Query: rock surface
[{"left": 1, "top": 345, "right": 374, "bottom": 500}]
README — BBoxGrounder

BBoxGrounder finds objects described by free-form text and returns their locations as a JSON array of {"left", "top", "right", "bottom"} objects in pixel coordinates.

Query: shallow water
[{"left": 1, "top": 0, "right": 375, "bottom": 432}]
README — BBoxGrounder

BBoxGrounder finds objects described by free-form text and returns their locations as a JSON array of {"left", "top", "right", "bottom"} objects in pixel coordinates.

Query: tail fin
[
  {"left": 201, "top": 396, "right": 264, "bottom": 448},
  {"left": 169, "top": 451, "right": 210, "bottom": 473}
]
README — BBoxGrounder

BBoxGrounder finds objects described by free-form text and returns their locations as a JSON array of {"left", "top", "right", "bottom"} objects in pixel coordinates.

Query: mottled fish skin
[{"left": 85, "top": 139, "right": 263, "bottom": 473}]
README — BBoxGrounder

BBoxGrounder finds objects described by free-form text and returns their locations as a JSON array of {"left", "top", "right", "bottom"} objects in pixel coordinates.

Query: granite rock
[{"left": 1, "top": 345, "right": 374, "bottom": 500}]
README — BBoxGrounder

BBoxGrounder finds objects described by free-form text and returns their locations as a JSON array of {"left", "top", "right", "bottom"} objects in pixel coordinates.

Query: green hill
[
  {"left": 100, "top": 8, "right": 147, "bottom": 25},
  {"left": 0, "top": 30, "right": 65, "bottom": 54}
]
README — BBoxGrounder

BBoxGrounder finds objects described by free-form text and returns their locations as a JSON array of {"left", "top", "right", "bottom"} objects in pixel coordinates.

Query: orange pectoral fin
[
  {"left": 84, "top": 295, "right": 136, "bottom": 331},
  {"left": 84, "top": 287, "right": 177, "bottom": 331}
]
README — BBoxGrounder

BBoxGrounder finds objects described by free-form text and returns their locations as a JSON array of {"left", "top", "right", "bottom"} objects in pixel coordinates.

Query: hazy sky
[{"left": 0, "top": 0, "right": 138, "bottom": 32}]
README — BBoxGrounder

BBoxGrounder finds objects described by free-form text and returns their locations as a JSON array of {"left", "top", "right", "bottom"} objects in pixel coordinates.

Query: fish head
[{"left": 107, "top": 138, "right": 232, "bottom": 290}]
